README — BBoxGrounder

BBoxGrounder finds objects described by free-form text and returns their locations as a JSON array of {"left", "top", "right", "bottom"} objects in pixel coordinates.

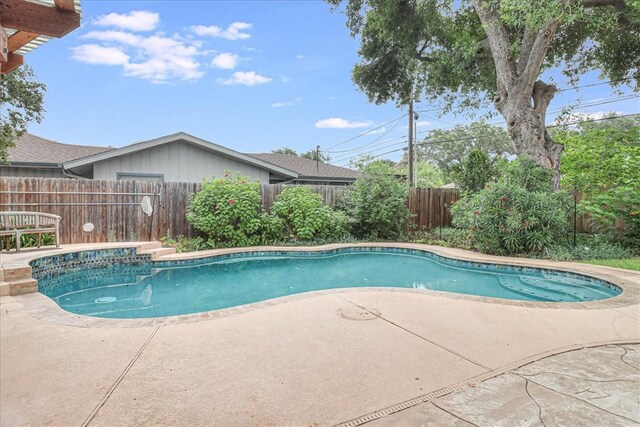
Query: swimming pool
[{"left": 36, "top": 247, "right": 621, "bottom": 319}]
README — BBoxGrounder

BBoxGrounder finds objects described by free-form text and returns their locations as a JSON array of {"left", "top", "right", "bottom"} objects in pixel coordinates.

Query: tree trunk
[{"left": 495, "top": 81, "right": 563, "bottom": 190}]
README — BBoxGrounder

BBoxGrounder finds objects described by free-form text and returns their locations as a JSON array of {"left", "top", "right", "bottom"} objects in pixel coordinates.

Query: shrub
[
  {"left": 161, "top": 234, "right": 215, "bottom": 253},
  {"left": 451, "top": 158, "right": 571, "bottom": 255},
  {"left": 451, "top": 149, "right": 496, "bottom": 194},
  {"left": 187, "top": 172, "right": 263, "bottom": 248},
  {"left": 272, "top": 186, "right": 328, "bottom": 240},
  {"left": 272, "top": 186, "right": 349, "bottom": 241},
  {"left": 410, "top": 227, "right": 474, "bottom": 250},
  {"left": 258, "top": 212, "right": 285, "bottom": 245},
  {"left": 558, "top": 126, "right": 640, "bottom": 247},
  {"left": 543, "top": 234, "right": 634, "bottom": 261},
  {"left": 347, "top": 173, "right": 411, "bottom": 240}
]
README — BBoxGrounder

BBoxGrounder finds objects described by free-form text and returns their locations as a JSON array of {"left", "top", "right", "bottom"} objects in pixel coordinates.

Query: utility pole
[
  {"left": 413, "top": 111, "right": 419, "bottom": 188},
  {"left": 408, "top": 91, "right": 415, "bottom": 188}
]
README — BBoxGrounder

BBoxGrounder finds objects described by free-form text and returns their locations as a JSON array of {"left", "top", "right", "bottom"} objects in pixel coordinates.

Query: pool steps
[
  {"left": 498, "top": 276, "right": 581, "bottom": 302},
  {"left": 0, "top": 242, "right": 174, "bottom": 296}
]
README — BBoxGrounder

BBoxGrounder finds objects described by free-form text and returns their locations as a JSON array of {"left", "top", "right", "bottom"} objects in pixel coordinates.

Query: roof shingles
[
  {"left": 249, "top": 153, "right": 358, "bottom": 180},
  {"left": 5, "top": 134, "right": 113, "bottom": 165}
]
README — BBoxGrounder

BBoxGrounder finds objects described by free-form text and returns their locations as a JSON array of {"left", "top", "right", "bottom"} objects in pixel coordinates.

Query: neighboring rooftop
[
  {"left": 249, "top": 153, "right": 359, "bottom": 181},
  {"left": 5, "top": 133, "right": 113, "bottom": 165}
]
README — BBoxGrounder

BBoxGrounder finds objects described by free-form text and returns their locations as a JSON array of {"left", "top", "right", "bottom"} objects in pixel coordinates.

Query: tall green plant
[
  {"left": 187, "top": 172, "right": 263, "bottom": 248},
  {"left": 347, "top": 173, "right": 411, "bottom": 240},
  {"left": 272, "top": 186, "right": 330, "bottom": 240},
  {"left": 451, "top": 149, "right": 496, "bottom": 194},
  {"left": 452, "top": 157, "right": 571, "bottom": 255},
  {"left": 558, "top": 126, "right": 640, "bottom": 246}
]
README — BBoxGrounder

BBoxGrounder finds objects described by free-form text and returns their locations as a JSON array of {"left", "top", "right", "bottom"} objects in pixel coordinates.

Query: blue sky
[{"left": 25, "top": 1, "right": 639, "bottom": 167}]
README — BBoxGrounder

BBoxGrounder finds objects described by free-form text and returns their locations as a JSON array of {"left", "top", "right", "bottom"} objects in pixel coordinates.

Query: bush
[
  {"left": 187, "top": 172, "right": 263, "bottom": 248},
  {"left": 451, "top": 149, "right": 497, "bottom": 194},
  {"left": 451, "top": 157, "right": 571, "bottom": 255},
  {"left": 558, "top": 126, "right": 640, "bottom": 247},
  {"left": 543, "top": 234, "right": 634, "bottom": 261},
  {"left": 258, "top": 213, "right": 286, "bottom": 245},
  {"left": 272, "top": 186, "right": 350, "bottom": 241},
  {"left": 272, "top": 186, "right": 329, "bottom": 240},
  {"left": 410, "top": 227, "right": 474, "bottom": 250},
  {"left": 346, "top": 173, "right": 411, "bottom": 240},
  {"left": 161, "top": 233, "right": 215, "bottom": 253}
]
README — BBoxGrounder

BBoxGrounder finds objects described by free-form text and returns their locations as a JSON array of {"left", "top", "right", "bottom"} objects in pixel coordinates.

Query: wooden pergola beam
[
  {"left": 1, "top": 52, "right": 23, "bottom": 74},
  {"left": 7, "top": 30, "right": 39, "bottom": 52},
  {"left": 0, "top": 0, "right": 80, "bottom": 38},
  {"left": 53, "top": 0, "right": 75, "bottom": 12}
]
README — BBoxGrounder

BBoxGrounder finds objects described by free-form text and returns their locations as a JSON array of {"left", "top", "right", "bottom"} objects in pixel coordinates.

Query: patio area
[{"left": 1, "top": 243, "right": 639, "bottom": 426}]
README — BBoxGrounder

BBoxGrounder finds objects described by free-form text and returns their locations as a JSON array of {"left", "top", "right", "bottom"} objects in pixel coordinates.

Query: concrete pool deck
[{"left": 1, "top": 242, "right": 639, "bottom": 425}]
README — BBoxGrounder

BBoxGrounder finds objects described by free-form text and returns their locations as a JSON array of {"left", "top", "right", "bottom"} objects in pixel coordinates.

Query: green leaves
[
  {"left": 451, "top": 148, "right": 497, "bottom": 194},
  {"left": 0, "top": 65, "right": 46, "bottom": 162},
  {"left": 451, "top": 157, "right": 571, "bottom": 255},
  {"left": 558, "top": 123, "right": 640, "bottom": 246},
  {"left": 272, "top": 186, "right": 343, "bottom": 241},
  {"left": 347, "top": 171, "right": 411, "bottom": 240},
  {"left": 187, "top": 172, "right": 263, "bottom": 248}
]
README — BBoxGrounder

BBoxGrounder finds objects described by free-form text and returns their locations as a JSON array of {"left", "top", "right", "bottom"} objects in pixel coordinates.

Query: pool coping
[{"left": 2, "top": 242, "right": 639, "bottom": 328}]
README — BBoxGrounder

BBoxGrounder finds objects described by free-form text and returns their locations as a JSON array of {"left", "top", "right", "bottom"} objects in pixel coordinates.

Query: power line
[
  {"left": 414, "top": 78, "right": 634, "bottom": 115},
  {"left": 331, "top": 112, "right": 639, "bottom": 165},
  {"left": 327, "top": 117, "right": 404, "bottom": 154},
  {"left": 331, "top": 139, "right": 408, "bottom": 164},
  {"left": 324, "top": 113, "right": 408, "bottom": 151}
]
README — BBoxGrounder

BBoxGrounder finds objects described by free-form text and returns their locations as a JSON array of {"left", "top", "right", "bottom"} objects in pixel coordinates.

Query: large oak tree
[{"left": 327, "top": 0, "right": 639, "bottom": 188}]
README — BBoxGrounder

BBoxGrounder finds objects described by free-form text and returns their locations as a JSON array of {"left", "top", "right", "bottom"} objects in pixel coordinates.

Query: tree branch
[
  {"left": 519, "top": 20, "right": 561, "bottom": 91},
  {"left": 517, "top": 28, "right": 537, "bottom": 76},
  {"left": 473, "top": 0, "right": 516, "bottom": 89},
  {"left": 532, "top": 80, "right": 557, "bottom": 117}
]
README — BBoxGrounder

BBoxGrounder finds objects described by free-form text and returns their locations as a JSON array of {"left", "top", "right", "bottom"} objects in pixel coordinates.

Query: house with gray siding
[
  {"left": 2, "top": 132, "right": 359, "bottom": 184},
  {"left": 63, "top": 132, "right": 298, "bottom": 183}
]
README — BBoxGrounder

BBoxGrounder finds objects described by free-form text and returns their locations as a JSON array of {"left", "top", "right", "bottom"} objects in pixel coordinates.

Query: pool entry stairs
[
  {"left": 498, "top": 275, "right": 608, "bottom": 302},
  {"left": 0, "top": 242, "right": 174, "bottom": 296}
]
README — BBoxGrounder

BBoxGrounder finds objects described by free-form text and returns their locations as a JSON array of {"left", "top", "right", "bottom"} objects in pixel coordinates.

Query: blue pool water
[{"left": 38, "top": 249, "right": 620, "bottom": 318}]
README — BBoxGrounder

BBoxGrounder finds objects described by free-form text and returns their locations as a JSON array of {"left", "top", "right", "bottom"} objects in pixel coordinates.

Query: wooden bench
[{"left": 0, "top": 212, "right": 61, "bottom": 252}]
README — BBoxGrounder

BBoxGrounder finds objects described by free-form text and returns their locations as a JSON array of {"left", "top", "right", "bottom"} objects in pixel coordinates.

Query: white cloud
[
  {"left": 77, "top": 31, "right": 204, "bottom": 83},
  {"left": 271, "top": 97, "right": 302, "bottom": 108},
  {"left": 218, "top": 71, "right": 272, "bottom": 86},
  {"left": 71, "top": 44, "right": 129, "bottom": 65},
  {"left": 416, "top": 120, "right": 431, "bottom": 127},
  {"left": 83, "top": 30, "right": 142, "bottom": 45},
  {"left": 280, "top": 75, "right": 290, "bottom": 83},
  {"left": 211, "top": 52, "right": 239, "bottom": 69},
  {"left": 95, "top": 11, "right": 159, "bottom": 32},
  {"left": 192, "top": 22, "right": 252, "bottom": 40},
  {"left": 295, "top": 54, "right": 305, "bottom": 59},
  {"left": 315, "top": 118, "right": 374, "bottom": 129},
  {"left": 362, "top": 127, "right": 386, "bottom": 135}
]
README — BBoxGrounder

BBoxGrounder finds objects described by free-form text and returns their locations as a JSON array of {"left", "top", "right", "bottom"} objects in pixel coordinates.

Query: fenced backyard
[{"left": 0, "top": 177, "right": 603, "bottom": 245}]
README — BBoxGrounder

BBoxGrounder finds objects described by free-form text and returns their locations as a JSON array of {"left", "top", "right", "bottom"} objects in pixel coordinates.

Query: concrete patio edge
[{"left": 1, "top": 241, "right": 638, "bottom": 329}]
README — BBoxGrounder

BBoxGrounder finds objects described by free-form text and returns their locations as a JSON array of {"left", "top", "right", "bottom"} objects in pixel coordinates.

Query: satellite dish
[
  {"left": 140, "top": 196, "right": 153, "bottom": 216},
  {"left": 83, "top": 223, "right": 94, "bottom": 233}
]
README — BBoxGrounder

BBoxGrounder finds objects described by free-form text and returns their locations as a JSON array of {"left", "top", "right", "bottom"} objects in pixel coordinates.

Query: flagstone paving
[{"left": 366, "top": 344, "right": 640, "bottom": 427}]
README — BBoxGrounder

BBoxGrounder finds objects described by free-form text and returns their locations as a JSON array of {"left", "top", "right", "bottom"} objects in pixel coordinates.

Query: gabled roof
[
  {"left": 5, "top": 133, "right": 112, "bottom": 166},
  {"left": 63, "top": 132, "right": 299, "bottom": 178},
  {"left": 249, "top": 153, "right": 359, "bottom": 181}
]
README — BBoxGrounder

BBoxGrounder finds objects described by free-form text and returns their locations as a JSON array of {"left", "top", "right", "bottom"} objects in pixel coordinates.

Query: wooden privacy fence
[
  {"left": 0, "top": 178, "right": 355, "bottom": 244},
  {"left": 0, "top": 177, "right": 604, "bottom": 245}
]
